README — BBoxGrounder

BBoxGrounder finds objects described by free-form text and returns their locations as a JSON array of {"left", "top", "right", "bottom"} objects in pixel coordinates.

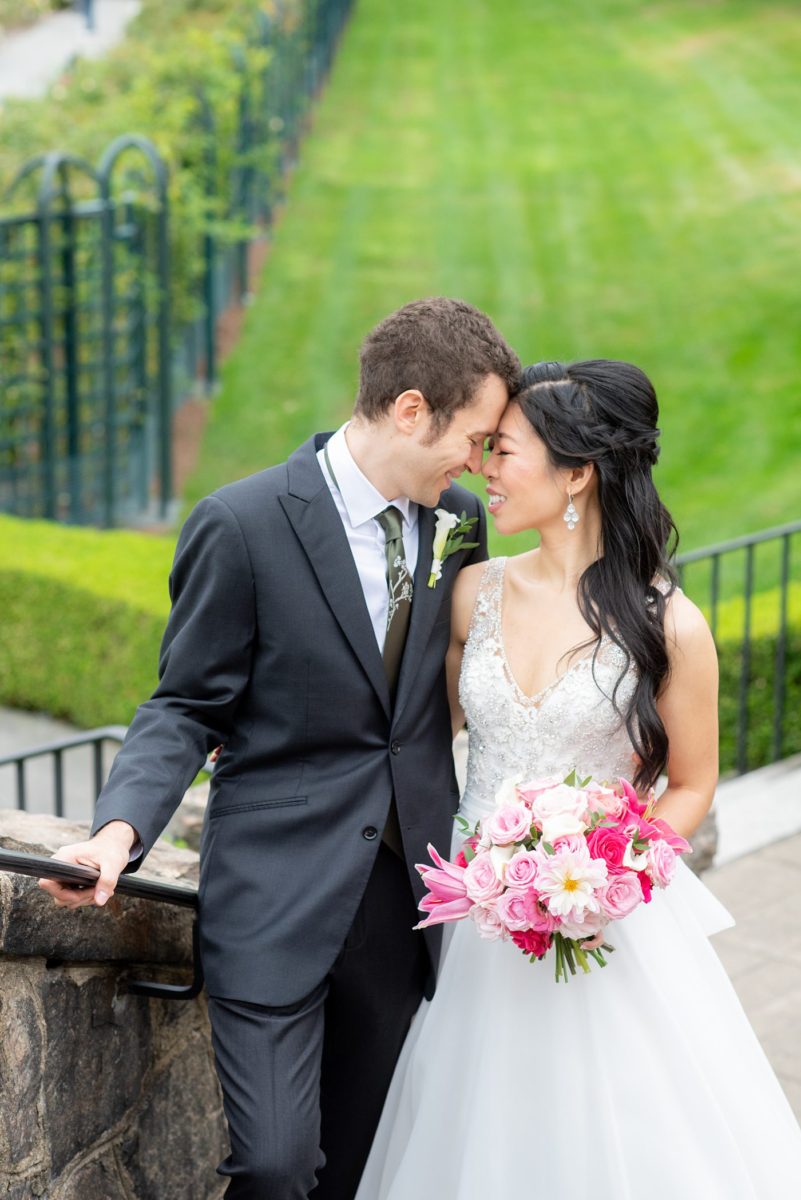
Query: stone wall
[{"left": 0, "top": 811, "right": 227, "bottom": 1200}]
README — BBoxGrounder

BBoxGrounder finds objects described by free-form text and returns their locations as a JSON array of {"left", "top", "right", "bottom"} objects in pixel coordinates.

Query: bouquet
[{"left": 415, "top": 770, "right": 691, "bottom": 983}]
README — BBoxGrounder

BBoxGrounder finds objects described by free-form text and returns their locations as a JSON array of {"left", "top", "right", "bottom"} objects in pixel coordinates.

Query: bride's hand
[{"left": 581, "top": 932, "right": 609, "bottom": 951}]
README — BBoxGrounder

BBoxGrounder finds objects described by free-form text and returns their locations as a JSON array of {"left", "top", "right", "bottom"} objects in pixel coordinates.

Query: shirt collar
[{"left": 324, "top": 423, "right": 417, "bottom": 531}]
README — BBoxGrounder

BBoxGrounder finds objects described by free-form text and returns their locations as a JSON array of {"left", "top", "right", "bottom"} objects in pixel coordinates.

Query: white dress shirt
[{"left": 317, "top": 424, "right": 419, "bottom": 653}]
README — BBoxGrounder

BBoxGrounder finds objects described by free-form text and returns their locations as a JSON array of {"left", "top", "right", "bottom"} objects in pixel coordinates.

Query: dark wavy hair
[{"left": 516, "top": 359, "right": 678, "bottom": 790}]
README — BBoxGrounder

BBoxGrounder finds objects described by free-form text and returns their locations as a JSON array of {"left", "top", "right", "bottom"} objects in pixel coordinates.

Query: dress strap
[{"left": 464, "top": 557, "right": 507, "bottom": 649}]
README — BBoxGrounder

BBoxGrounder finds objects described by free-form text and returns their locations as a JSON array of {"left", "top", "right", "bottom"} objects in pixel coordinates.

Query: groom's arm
[
  {"left": 41, "top": 495, "right": 257, "bottom": 906},
  {"left": 93, "top": 494, "right": 257, "bottom": 859}
]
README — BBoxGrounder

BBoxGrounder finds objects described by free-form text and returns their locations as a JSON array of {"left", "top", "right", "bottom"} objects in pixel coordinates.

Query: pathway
[{"left": 0, "top": 0, "right": 140, "bottom": 104}]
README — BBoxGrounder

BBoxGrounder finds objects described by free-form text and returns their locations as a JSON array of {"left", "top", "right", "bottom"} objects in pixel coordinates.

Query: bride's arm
[
  {"left": 446, "top": 563, "right": 486, "bottom": 739},
  {"left": 652, "top": 591, "right": 719, "bottom": 839}
]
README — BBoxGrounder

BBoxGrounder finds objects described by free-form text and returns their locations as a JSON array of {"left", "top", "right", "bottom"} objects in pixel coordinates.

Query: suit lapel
[
  {"left": 393, "top": 504, "right": 447, "bottom": 723},
  {"left": 280, "top": 436, "right": 391, "bottom": 718}
]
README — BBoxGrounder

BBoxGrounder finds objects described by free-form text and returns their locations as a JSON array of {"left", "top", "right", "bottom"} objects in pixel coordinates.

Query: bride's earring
[{"left": 563, "top": 493, "right": 579, "bottom": 531}]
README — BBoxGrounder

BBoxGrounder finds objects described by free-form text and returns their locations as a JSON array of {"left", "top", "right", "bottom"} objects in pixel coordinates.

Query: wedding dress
[{"left": 356, "top": 558, "right": 801, "bottom": 1199}]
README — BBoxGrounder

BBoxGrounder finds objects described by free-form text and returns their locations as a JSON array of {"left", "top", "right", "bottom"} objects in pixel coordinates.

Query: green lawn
[{"left": 184, "top": 0, "right": 801, "bottom": 560}]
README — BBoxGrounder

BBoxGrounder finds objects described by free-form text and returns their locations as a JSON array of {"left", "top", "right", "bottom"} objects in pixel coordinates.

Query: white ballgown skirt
[{"left": 356, "top": 859, "right": 801, "bottom": 1198}]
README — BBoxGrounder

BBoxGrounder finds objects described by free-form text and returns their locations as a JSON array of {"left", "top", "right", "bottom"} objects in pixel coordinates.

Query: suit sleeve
[{"left": 91, "top": 494, "right": 256, "bottom": 865}]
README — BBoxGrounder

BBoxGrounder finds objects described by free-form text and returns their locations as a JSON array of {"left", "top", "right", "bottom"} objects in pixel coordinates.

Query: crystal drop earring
[{"left": 563, "top": 493, "right": 579, "bottom": 531}]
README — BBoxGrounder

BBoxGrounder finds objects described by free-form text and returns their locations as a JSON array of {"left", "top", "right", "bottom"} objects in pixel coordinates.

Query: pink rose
[
  {"left": 584, "top": 781, "right": 626, "bottom": 819},
  {"left": 464, "top": 852, "right": 504, "bottom": 903},
  {"left": 511, "top": 928, "right": 553, "bottom": 958},
  {"left": 504, "top": 850, "right": 540, "bottom": 891},
  {"left": 639, "top": 872, "right": 653, "bottom": 903},
  {"left": 529, "top": 784, "right": 589, "bottom": 835},
  {"left": 483, "top": 803, "right": 533, "bottom": 846},
  {"left": 526, "top": 896, "right": 558, "bottom": 933},
  {"left": 598, "top": 871, "right": 643, "bottom": 920},
  {"left": 647, "top": 838, "right": 678, "bottom": 887},
  {"left": 471, "top": 903, "right": 506, "bottom": 940},
  {"left": 495, "top": 889, "right": 534, "bottom": 932},
  {"left": 585, "top": 826, "right": 630, "bottom": 874},
  {"left": 558, "top": 910, "right": 606, "bottom": 939},
  {"left": 516, "top": 775, "right": 563, "bottom": 808}
]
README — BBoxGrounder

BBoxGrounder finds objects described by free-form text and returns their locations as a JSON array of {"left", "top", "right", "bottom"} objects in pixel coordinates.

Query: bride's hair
[{"left": 515, "top": 359, "right": 679, "bottom": 790}]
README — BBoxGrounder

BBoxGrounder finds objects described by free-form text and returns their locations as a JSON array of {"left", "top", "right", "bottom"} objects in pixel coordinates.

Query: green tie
[
  {"left": 375, "top": 505, "right": 413, "bottom": 696},
  {"left": 375, "top": 504, "right": 412, "bottom": 858}
]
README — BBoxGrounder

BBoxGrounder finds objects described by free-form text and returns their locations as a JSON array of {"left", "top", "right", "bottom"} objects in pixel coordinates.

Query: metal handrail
[
  {"left": 0, "top": 727, "right": 216, "bottom": 817},
  {"left": 0, "top": 849, "right": 202, "bottom": 1001},
  {"left": 675, "top": 518, "right": 801, "bottom": 566},
  {"left": 0, "top": 726, "right": 126, "bottom": 817},
  {"left": 674, "top": 518, "right": 800, "bottom": 774}
]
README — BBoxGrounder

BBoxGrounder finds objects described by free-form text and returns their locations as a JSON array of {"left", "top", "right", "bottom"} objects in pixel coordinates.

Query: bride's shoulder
[
  {"left": 659, "top": 584, "right": 716, "bottom": 662},
  {"left": 451, "top": 558, "right": 501, "bottom": 644}
]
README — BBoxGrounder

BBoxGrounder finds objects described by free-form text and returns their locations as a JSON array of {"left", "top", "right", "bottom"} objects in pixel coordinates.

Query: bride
[{"left": 356, "top": 359, "right": 801, "bottom": 1198}]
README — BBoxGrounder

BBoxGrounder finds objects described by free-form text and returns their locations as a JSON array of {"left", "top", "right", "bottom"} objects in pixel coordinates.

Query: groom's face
[{"left": 405, "top": 373, "right": 509, "bottom": 507}]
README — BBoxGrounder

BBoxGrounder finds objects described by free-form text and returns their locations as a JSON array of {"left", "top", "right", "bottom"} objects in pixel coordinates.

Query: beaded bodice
[{"left": 458, "top": 558, "right": 640, "bottom": 829}]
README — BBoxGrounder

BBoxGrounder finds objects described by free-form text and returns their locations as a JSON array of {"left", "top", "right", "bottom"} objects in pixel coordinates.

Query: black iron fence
[
  {"left": 676, "top": 519, "right": 801, "bottom": 775},
  {"left": 0, "top": 0, "right": 353, "bottom": 527}
]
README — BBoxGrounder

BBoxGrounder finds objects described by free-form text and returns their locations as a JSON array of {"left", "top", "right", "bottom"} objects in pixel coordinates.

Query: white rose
[
  {"left": 540, "top": 813, "right": 587, "bottom": 844},
  {"left": 494, "top": 774, "right": 524, "bottom": 809},
  {"left": 530, "top": 784, "right": 588, "bottom": 830}
]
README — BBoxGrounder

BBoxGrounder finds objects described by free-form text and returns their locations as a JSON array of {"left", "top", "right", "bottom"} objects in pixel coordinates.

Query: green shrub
[
  {"left": 717, "top": 628, "right": 801, "bottom": 775},
  {"left": 0, "top": 515, "right": 172, "bottom": 726}
]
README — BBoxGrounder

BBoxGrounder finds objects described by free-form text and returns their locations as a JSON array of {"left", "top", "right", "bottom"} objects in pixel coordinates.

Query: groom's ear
[{"left": 393, "top": 389, "right": 427, "bottom": 435}]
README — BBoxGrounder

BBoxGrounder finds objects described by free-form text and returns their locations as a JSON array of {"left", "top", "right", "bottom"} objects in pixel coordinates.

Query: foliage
[
  {"left": 0, "top": 515, "right": 172, "bottom": 726},
  {"left": 182, "top": 0, "right": 801, "bottom": 560},
  {"left": 0, "top": 0, "right": 301, "bottom": 327}
]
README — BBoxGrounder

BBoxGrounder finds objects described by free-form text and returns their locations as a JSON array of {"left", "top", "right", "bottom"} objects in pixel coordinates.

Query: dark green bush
[
  {"left": 0, "top": 515, "right": 172, "bottom": 726},
  {"left": 718, "top": 628, "right": 801, "bottom": 776}
]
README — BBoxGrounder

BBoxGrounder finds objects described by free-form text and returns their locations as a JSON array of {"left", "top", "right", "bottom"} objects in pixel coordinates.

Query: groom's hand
[{"left": 39, "top": 820, "right": 138, "bottom": 910}]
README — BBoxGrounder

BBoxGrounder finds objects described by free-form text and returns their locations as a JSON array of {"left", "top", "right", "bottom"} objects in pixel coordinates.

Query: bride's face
[{"left": 482, "top": 403, "right": 569, "bottom": 535}]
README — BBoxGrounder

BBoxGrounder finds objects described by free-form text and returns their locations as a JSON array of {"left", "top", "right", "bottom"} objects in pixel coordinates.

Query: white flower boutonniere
[{"left": 427, "top": 509, "right": 479, "bottom": 588}]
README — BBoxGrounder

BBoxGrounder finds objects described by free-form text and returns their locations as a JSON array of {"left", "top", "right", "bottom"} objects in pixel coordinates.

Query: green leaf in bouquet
[
  {"left": 454, "top": 814, "right": 472, "bottom": 834},
  {"left": 563, "top": 768, "right": 578, "bottom": 787},
  {"left": 541, "top": 841, "right": 556, "bottom": 855},
  {"left": 579, "top": 775, "right": 593, "bottom": 788},
  {"left": 463, "top": 842, "right": 476, "bottom": 864}
]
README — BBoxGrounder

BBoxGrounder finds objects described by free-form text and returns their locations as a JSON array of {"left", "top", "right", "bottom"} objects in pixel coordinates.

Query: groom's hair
[{"left": 354, "top": 297, "right": 520, "bottom": 433}]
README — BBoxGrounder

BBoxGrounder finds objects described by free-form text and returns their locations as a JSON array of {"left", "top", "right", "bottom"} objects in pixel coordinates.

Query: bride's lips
[{"left": 487, "top": 489, "right": 506, "bottom": 513}]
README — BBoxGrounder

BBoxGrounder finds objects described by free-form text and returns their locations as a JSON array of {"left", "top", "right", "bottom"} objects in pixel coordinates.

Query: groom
[{"left": 41, "top": 297, "right": 519, "bottom": 1198}]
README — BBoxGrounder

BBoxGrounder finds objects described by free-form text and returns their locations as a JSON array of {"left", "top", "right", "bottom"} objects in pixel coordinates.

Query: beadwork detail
[{"left": 458, "top": 558, "right": 641, "bottom": 831}]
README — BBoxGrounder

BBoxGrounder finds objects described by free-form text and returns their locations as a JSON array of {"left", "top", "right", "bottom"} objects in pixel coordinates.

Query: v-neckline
[{"left": 495, "top": 557, "right": 602, "bottom": 710}]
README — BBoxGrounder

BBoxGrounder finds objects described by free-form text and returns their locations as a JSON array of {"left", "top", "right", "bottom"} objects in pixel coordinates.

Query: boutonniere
[{"left": 427, "top": 509, "right": 479, "bottom": 588}]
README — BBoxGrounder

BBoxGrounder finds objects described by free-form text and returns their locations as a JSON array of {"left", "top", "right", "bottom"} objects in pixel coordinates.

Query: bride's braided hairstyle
[{"left": 516, "top": 359, "right": 679, "bottom": 790}]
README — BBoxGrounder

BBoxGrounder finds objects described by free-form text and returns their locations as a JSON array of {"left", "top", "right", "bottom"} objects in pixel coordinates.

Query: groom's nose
[{"left": 465, "top": 442, "right": 484, "bottom": 474}]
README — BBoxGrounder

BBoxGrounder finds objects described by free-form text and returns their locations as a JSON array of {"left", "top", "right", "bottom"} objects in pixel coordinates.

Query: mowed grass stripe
[{"left": 185, "top": 0, "right": 801, "bottom": 560}]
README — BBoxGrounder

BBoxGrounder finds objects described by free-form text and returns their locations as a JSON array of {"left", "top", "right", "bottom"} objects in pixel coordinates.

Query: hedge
[
  {"left": 0, "top": 515, "right": 172, "bottom": 727},
  {"left": 2, "top": 512, "right": 798, "bottom": 777}
]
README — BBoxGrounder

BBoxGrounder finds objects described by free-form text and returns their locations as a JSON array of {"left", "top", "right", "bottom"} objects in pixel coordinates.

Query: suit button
[
  {"left": 362, "top": 826, "right": 378, "bottom": 841},
  {"left": 391, "top": 741, "right": 401, "bottom": 755}
]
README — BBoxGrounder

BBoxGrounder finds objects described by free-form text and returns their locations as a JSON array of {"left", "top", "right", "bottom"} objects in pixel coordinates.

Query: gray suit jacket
[{"left": 92, "top": 432, "right": 487, "bottom": 1005}]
